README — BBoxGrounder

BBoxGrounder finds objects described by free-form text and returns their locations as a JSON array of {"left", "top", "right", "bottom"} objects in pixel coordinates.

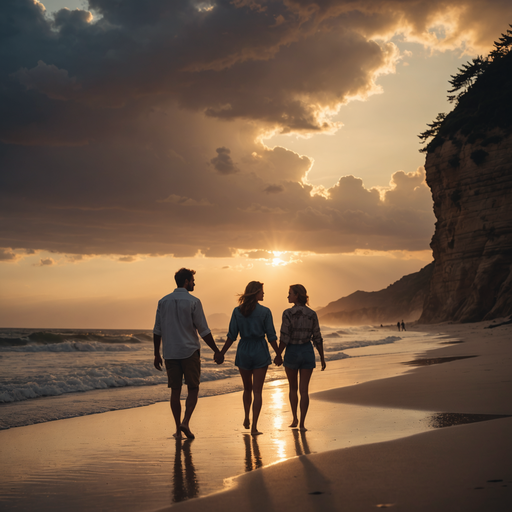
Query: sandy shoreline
[
  {"left": 1, "top": 321, "right": 511, "bottom": 511},
  {"left": 164, "top": 320, "right": 512, "bottom": 512}
]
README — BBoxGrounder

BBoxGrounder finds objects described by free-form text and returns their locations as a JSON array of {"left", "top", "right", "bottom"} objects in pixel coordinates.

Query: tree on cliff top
[{"left": 419, "top": 25, "right": 512, "bottom": 153}]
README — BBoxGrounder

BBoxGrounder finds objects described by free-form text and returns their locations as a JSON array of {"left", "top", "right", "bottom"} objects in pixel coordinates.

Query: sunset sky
[{"left": 1, "top": 0, "right": 511, "bottom": 329}]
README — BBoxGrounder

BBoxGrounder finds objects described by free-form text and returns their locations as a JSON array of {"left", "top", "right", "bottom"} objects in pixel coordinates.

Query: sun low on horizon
[{"left": 1, "top": 0, "right": 511, "bottom": 329}]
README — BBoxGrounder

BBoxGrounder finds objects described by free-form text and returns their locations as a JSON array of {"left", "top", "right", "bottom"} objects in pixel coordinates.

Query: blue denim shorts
[
  {"left": 283, "top": 342, "right": 316, "bottom": 370},
  {"left": 235, "top": 338, "right": 271, "bottom": 370}
]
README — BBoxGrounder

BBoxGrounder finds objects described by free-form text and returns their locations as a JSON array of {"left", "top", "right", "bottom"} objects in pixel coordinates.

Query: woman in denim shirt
[{"left": 219, "top": 281, "right": 279, "bottom": 435}]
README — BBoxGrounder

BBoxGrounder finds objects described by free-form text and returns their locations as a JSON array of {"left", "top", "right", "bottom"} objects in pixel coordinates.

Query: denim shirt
[{"left": 227, "top": 303, "right": 277, "bottom": 343}]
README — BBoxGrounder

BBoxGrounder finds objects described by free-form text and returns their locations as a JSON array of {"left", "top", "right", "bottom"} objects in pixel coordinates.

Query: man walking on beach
[{"left": 153, "top": 268, "right": 223, "bottom": 439}]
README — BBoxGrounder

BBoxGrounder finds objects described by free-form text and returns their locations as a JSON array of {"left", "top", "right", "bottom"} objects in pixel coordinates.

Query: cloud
[
  {"left": 37, "top": 257, "right": 55, "bottom": 266},
  {"left": 66, "top": 254, "right": 85, "bottom": 262},
  {"left": 286, "top": 0, "right": 511, "bottom": 52},
  {"left": 328, "top": 175, "right": 381, "bottom": 212},
  {"left": 159, "top": 194, "right": 213, "bottom": 206},
  {"left": 0, "top": 248, "right": 21, "bottom": 261},
  {"left": 2, "top": 1, "right": 509, "bottom": 146},
  {"left": 12, "top": 60, "right": 81, "bottom": 101},
  {"left": 264, "top": 184, "right": 284, "bottom": 194},
  {"left": 244, "top": 145, "right": 312, "bottom": 183},
  {"left": 0, "top": 0, "right": 447, "bottom": 145},
  {"left": 245, "top": 250, "right": 273, "bottom": 259},
  {"left": 0, "top": 0, "right": 508, "bottom": 260},
  {"left": 383, "top": 168, "right": 434, "bottom": 209},
  {"left": 203, "top": 246, "right": 234, "bottom": 258},
  {"left": 210, "top": 147, "right": 239, "bottom": 175}
]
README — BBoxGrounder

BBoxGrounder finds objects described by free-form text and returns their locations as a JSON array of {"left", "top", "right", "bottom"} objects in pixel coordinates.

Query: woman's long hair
[
  {"left": 290, "top": 284, "right": 309, "bottom": 306},
  {"left": 238, "top": 281, "right": 263, "bottom": 317}
]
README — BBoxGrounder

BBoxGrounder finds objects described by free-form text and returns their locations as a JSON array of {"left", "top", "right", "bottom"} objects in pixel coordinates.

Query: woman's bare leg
[
  {"left": 285, "top": 367, "right": 299, "bottom": 427},
  {"left": 250, "top": 367, "right": 268, "bottom": 435},
  {"left": 298, "top": 369, "right": 313, "bottom": 431},
  {"left": 239, "top": 369, "right": 253, "bottom": 429}
]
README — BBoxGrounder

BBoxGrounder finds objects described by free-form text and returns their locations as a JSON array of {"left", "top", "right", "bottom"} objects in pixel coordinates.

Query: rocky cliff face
[
  {"left": 420, "top": 131, "right": 512, "bottom": 322},
  {"left": 318, "top": 263, "right": 433, "bottom": 326}
]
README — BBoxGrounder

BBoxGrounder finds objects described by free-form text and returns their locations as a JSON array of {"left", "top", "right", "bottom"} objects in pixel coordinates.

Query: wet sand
[
  {"left": 1, "top": 321, "right": 511, "bottom": 511},
  {"left": 165, "top": 320, "right": 512, "bottom": 512}
]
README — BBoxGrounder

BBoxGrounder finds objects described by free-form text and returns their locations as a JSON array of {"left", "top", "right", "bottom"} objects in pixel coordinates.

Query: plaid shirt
[{"left": 280, "top": 305, "right": 323, "bottom": 349}]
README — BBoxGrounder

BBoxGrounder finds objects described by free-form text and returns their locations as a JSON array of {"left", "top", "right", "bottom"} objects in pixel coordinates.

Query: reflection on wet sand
[
  {"left": 244, "top": 434, "right": 263, "bottom": 472},
  {"left": 292, "top": 428, "right": 311, "bottom": 456},
  {"left": 172, "top": 439, "right": 199, "bottom": 503}
]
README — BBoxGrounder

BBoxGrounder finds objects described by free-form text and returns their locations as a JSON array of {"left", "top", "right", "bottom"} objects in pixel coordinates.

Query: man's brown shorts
[{"left": 165, "top": 350, "right": 201, "bottom": 389}]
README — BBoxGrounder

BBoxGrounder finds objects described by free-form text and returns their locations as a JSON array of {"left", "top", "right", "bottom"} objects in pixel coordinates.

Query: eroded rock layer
[{"left": 420, "top": 131, "right": 512, "bottom": 323}]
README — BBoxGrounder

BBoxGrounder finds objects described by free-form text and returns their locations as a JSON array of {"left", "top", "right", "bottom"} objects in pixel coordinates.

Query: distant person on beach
[
  {"left": 274, "top": 284, "right": 326, "bottom": 431},
  {"left": 401, "top": 320, "right": 406, "bottom": 331},
  {"left": 153, "top": 268, "right": 223, "bottom": 440},
  {"left": 218, "top": 281, "right": 279, "bottom": 436},
  {"left": 397, "top": 321, "right": 401, "bottom": 332}
]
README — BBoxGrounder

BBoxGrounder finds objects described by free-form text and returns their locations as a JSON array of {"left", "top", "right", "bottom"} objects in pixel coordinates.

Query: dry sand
[{"left": 1, "top": 321, "right": 511, "bottom": 511}]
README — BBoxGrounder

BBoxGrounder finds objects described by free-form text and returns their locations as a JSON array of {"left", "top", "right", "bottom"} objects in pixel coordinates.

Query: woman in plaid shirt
[{"left": 274, "top": 284, "right": 326, "bottom": 431}]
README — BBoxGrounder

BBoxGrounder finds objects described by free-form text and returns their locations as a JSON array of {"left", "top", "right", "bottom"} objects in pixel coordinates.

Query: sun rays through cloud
[{"left": 2, "top": 0, "right": 511, "bottom": 327}]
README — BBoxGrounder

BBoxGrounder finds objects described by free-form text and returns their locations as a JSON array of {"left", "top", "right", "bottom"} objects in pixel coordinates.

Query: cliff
[
  {"left": 419, "top": 132, "right": 512, "bottom": 322},
  {"left": 318, "top": 263, "right": 433, "bottom": 326},
  {"left": 419, "top": 33, "right": 512, "bottom": 323}
]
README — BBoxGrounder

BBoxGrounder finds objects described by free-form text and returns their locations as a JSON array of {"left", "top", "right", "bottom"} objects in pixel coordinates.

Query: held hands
[
  {"left": 274, "top": 353, "right": 283, "bottom": 366},
  {"left": 215, "top": 338, "right": 234, "bottom": 365}
]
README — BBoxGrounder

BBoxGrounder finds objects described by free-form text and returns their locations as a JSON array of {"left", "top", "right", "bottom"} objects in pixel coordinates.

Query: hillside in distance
[{"left": 317, "top": 263, "right": 433, "bottom": 326}]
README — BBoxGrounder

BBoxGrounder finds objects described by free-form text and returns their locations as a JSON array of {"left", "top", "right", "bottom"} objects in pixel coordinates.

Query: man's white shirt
[{"left": 153, "top": 288, "right": 211, "bottom": 359}]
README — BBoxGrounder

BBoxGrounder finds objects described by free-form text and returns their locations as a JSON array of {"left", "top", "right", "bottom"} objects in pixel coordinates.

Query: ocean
[{"left": 0, "top": 325, "right": 414, "bottom": 430}]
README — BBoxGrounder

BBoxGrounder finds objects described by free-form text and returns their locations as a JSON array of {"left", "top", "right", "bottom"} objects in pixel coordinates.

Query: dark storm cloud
[
  {"left": 2, "top": 1, "right": 510, "bottom": 142},
  {"left": 0, "top": 0, "right": 399, "bottom": 145},
  {"left": 0, "top": 0, "right": 509, "bottom": 258}
]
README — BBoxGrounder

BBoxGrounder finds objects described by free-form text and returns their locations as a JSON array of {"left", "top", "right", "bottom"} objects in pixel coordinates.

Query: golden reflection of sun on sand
[
  {"left": 268, "top": 380, "right": 287, "bottom": 462},
  {"left": 272, "top": 436, "right": 287, "bottom": 462},
  {"left": 269, "top": 381, "right": 288, "bottom": 461},
  {"left": 269, "top": 381, "right": 286, "bottom": 429}
]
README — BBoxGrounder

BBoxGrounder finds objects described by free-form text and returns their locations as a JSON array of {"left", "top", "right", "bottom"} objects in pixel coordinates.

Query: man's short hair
[{"left": 175, "top": 268, "right": 196, "bottom": 287}]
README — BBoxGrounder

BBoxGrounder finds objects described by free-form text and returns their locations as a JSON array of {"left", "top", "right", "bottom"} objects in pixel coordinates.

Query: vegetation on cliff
[{"left": 419, "top": 26, "right": 512, "bottom": 154}]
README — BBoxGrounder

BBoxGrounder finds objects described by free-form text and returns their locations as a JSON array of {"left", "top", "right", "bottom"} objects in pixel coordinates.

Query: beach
[{"left": 1, "top": 320, "right": 511, "bottom": 511}]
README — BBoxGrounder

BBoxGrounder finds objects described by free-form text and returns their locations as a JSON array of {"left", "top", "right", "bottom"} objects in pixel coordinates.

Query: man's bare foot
[
  {"left": 299, "top": 427, "right": 308, "bottom": 432},
  {"left": 251, "top": 429, "right": 263, "bottom": 436},
  {"left": 173, "top": 432, "right": 182, "bottom": 439},
  {"left": 243, "top": 419, "right": 250, "bottom": 429},
  {"left": 289, "top": 419, "right": 298, "bottom": 428},
  {"left": 179, "top": 424, "right": 195, "bottom": 439}
]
